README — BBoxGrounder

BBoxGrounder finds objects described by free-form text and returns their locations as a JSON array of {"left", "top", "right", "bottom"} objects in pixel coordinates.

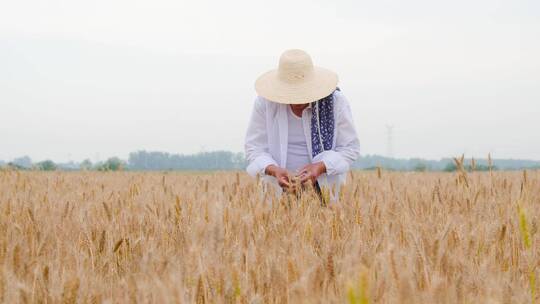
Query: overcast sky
[{"left": 1, "top": 0, "right": 539, "bottom": 162}]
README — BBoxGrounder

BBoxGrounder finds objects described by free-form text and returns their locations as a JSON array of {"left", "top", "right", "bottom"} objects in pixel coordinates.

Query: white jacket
[{"left": 244, "top": 90, "right": 360, "bottom": 192}]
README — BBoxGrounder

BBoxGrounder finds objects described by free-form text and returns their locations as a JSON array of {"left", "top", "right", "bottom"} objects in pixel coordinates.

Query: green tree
[
  {"left": 12, "top": 156, "right": 32, "bottom": 169},
  {"left": 443, "top": 162, "right": 457, "bottom": 172},
  {"left": 37, "top": 160, "right": 57, "bottom": 171},
  {"left": 80, "top": 159, "right": 93, "bottom": 170},
  {"left": 97, "top": 157, "right": 126, "bottom": 171},
  {"left": 413, "top": 163, "right": 428, "bottom": 172}
]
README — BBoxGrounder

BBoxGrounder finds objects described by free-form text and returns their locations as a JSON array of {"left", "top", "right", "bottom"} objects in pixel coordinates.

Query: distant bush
[
  {"left": 468, "top": 164, "right": 497, "bottom": 172},
  {"left": 36, "top": 160, "right": 57, "bottom": 171},
  {"left": 80, "top": 159, "right": 93, "bottom": 170},
  {"left": 6, "top": 162, "right": 29, "bottom": 170},
  {"left": 444, "top": 162, "right": 498, "bottom": 172},
  {"left": 11, "top": 156, "right": 33, "bottom": 169},
  {"left": 413, "top": 163, "right": 428, "bottom": 172},
  {"left": 96, "top": 157, "right": 126, "bottom": 171},
  {"left": 443, "top": 162, "right": 457, "bottom": 172}
]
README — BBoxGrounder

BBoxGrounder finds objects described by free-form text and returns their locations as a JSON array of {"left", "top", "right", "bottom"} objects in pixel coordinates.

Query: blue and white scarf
[{"left": 310, "top": 88, "right": 338, "bottom": 158}]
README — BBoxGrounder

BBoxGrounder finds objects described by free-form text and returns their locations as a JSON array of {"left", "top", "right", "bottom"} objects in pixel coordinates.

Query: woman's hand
[
  {"left": 265, "top": 165, "right": 291, "bottom": 190},
  {"left": 297, "top": 162, "right": 326, "bottom": 185}
]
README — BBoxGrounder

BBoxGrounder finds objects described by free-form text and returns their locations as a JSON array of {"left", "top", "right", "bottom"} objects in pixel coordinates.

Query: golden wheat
[{"left": 0, "top": 169, "right": 538, "bottom": 303}]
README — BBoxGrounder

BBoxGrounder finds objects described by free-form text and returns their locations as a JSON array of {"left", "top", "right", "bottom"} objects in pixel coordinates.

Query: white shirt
[
  {"left": 285, "top": 106, "right": 310, "bottom": 172},
  {"left": 244, "top": 90, "right": 360, "bottom": 189}
]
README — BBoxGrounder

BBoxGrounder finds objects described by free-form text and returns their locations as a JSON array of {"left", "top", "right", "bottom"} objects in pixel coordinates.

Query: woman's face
[{"left": 290, "top": 103, "right": 309, "bottom": 112}]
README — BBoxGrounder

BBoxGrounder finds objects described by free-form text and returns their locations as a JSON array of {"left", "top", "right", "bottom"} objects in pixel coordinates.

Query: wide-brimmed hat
[{"left": 255, "top": 49, "right": 338, "bottom": 104}]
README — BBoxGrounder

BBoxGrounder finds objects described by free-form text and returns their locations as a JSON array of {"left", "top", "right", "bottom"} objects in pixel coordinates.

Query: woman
[{"left": 245, "top": 49, "right": 360, "bottom": 201}]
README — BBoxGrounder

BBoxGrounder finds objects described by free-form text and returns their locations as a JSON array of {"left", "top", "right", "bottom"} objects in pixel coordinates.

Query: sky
[{"left": 1, "top": 0, "right": 539, "bottom": 163}]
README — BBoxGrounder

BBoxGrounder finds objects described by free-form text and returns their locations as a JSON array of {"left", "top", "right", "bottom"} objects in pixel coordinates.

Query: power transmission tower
[{"left": 386, "top": 125, "right": 394, "bottom": 158}]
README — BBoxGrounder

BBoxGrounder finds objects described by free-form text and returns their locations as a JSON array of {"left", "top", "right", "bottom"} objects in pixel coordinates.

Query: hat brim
[{"left": 255, "top": 67, "right": 338, "bottom": 104}]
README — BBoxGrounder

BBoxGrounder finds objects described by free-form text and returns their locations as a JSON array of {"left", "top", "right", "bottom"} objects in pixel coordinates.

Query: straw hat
[{"left": 255, "top": 49, "right": 338, "bottom": 104}]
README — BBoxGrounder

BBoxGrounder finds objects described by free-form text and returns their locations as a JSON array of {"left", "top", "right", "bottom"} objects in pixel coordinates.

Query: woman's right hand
[{"left": 265, "top": 165, "right": 291, "bottom": 190}]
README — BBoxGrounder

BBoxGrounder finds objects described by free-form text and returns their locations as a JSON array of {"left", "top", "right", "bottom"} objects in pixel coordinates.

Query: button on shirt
[{"left": 285, "top": 106, "right": 310, "bottom": 172}]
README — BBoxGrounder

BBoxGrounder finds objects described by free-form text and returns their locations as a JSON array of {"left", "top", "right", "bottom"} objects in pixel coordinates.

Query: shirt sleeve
[
  {"left": 244, "top": 97, "right": 278, "bottom": 177},
  {"left": 312, "top": 91, "right": 360, "bottom": 175}
]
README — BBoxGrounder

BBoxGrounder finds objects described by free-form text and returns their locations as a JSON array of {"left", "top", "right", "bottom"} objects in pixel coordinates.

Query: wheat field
[{"left": 0, "top": 169, "right": 538, "bottom": 303}]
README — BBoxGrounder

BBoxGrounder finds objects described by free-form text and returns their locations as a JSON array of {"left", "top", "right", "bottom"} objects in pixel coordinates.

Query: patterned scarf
[{"left": 310, "top": 88, "right": 338, "bottom": 158}]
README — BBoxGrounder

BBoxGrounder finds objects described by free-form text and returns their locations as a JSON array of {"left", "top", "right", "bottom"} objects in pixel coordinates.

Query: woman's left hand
[{"left": 297, "top": 162, "right": 326, "bottom": 185}]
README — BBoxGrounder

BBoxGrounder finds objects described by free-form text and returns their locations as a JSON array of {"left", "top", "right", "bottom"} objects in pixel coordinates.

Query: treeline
[
  {"left": 128, "top": 151, "right": 246, "bottom": 170},
  {"left": 1, "top": 156, "right": 127, "bottom": 171},
  {"left": 0, "top": 151, "right": 246, "bottom": 171},
  {"left": 2, "top": 151, "right": 539, "bottom": 172},
  {"left": 356, "top": 155, "right": 540, "bottom": 171}
]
